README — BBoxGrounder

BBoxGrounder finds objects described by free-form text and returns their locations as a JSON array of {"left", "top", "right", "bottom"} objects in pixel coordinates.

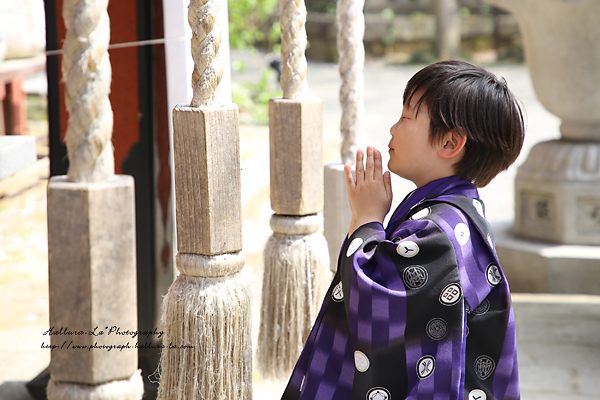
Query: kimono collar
[{"left": 386, "top": 175, "right": 478, "bottom": 235}]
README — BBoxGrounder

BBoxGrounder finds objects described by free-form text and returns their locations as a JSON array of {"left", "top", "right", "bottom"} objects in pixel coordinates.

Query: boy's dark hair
[{"left": 404, "top": 60, "right": 525, "bottom": 187}]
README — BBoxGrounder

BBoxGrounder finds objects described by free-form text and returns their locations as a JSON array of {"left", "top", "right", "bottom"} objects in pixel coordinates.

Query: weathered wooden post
[
  {"left": 257, "top": 0, "right": 330, "bottom": 379},
  {"left": 156, "top": 0, "right": 252, "bottom": 399},
  {"left": 46, "top": 0, "right": 143, "bottom": 399},
  {"left": 323, "top": 0, "right": 365, "bottom": 272}
]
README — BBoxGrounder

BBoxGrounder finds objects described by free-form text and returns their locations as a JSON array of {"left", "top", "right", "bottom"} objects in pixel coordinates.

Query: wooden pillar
[
  {"left": 257, "top": 0, "right": 330, "bottom": 379},
  {"left": 46, "top": 0, "right": 144, "bottom": 398},
  {"left": 156, "top": 0, "right": 252, "bottom": 398},
  {"left": 3, "top": 76, "right": 27, "bottom": 135}
]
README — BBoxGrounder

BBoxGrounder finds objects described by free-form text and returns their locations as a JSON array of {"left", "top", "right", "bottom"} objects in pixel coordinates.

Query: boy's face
[{"left": 388, "top": 97, "right": 438, "bottom": 187}]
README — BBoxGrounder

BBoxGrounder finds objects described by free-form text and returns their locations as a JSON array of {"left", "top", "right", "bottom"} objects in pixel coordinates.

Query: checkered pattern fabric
[{"left": 281, "top": 176, "right": 519, "bottom": 400}]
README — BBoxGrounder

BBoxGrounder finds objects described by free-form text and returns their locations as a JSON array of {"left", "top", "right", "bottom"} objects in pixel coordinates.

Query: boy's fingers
[
  {"left": 355, "top": 149, "right": 364, "bottom": 183},
  {"left": 373, "top": 148, "right": 383, "bottom": 178},
  {"left": 344, "top": 163, "right": 355, "bottom": 189},
  {"left": 365, "top": 146, "right": 375, "bottom": 179},
  {"left": 384, "top": 170, "right": 393, "bottom": 199}
]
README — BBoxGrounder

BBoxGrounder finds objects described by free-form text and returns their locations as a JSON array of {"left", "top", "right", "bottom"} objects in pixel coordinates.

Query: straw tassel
[
  {"left": 157, "top": 269, "right": 252, "bottom": 400},
  {"left": 258, "top": 214, "right": 330, "bottom": 378}
]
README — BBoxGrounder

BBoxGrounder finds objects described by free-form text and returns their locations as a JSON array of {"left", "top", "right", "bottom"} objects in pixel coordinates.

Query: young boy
[{"left": 281, "top": 60, "right": 525, "bottom": 400}]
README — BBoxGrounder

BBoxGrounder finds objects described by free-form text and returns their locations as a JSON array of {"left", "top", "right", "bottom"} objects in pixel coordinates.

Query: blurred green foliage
[
  {"left": 232, "top": 68, "right": 282, "bottom": 125},
  {"left": 229, "top": 0, "right": 282, "bottom": 124},
  {"left": 228, "top": 0, "right": 281, "bottom": 52}
]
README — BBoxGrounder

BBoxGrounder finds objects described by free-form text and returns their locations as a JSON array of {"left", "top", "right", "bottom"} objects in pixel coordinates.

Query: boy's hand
[{"left": 345, "top": 146, "right": 393, "bottom": 235}]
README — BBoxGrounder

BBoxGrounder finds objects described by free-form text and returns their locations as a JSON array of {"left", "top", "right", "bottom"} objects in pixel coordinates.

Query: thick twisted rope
[
  {"left": 279, "top": 0, "right": 309, "bottom": 99},
  {"left": 189, "top": 0, "right": 224, "bottom": 107},
  {"left": 337, "top": 0, "right": 365, "bottom": 164},
  {"left": 62, "top": 0, "right": 114, "bottom": 182}
]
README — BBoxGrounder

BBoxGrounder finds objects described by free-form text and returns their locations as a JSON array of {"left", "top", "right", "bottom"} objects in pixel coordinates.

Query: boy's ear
[{"left": 438, "top": 129, "right": 466, "bottom": 159}]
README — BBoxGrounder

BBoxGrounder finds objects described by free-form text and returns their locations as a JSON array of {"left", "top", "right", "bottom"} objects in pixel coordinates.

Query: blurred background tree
[{"left": 229, "top": 0, "right": 283, "bottom": 124}]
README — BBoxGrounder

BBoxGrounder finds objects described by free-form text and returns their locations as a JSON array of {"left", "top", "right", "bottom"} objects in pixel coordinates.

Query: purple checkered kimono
[{"left": 281, "top": 176, "right": 519, "bottom": 400}]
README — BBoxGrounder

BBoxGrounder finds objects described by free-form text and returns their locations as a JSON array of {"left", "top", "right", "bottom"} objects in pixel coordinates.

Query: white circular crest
[
  {"left": 468, "top": 389, "right": 487, "bottom": 400},
  {"left": 474, "top": 355, "right": 496, "bottom": 380},
  {"left": 396, "top": 240, "right": 420, "bottom": 258},
  {"left": 402, "top": 266, "right": 428, "bottom": 289},
  {"left": 486, "top": 264, "right": 502, "bottom": 286},
  {"left": 455, "top": 223, "right": 470, "bottom": 245},
  {"left": 411, "top": 207, "right": 430, "bottom": 220},
  {"left": 426, "top": 318, "right": 448, "bottom": 340},
  {"left": 366, "top": 387, "right": 390, "bottom": 400},
  {"left": 473, "top": 199, "right": 485, "bottom": 218},
  {"left": 347, "top": 237, "right": 363, "bottom": 257},
  {"left": 332, "top": 281, "right": 344, "bottom": 302},
  {"left": 417, "top": 355, "right": 435, "bottom": 379},
  {"left": 354, "top": 350, "right": 370, "bottom": 372},
  {"left": 439, "top": 283, "right": 462, "bottom": 306}
]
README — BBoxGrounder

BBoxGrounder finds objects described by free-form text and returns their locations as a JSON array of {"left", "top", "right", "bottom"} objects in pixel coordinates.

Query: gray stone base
[
  {"left": 492, "top": 221, "right": 600, "bottom": 295},
  {"left": 324, "top": 163, "right": 352, "bottom": 272},
  {"left": 0, "top": 135, "right": 36, "bottom": 180}
]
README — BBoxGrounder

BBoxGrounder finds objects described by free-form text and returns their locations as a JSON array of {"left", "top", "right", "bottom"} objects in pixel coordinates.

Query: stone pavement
[{"left": 2, "top": 51, "right": 599, "bottom": 400}]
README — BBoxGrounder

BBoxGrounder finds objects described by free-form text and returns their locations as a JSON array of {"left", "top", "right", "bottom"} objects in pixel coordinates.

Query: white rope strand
[
  {"left": 62, "top": 0, "right": 114, "bottom": 182},
  {"left": 337, "top": 0, "right": 366, "bottom": 164},
  {"left": 188, "top": 0, "right": 224, "bottom": 107},
  {"left": 279, "top": 0, "right": 309, "bottom": 99}
]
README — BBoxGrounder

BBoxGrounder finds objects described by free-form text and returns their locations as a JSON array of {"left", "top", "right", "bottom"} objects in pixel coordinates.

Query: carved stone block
[
  {"left": 47, "top": 175, "right": 138, "bottom": 384},
  {"left": 173, "top": 104, "right": 242, "bottom": 255},
  {"left": 269, "top": 97, "right": 324, "bottom": 216},
  {"left": 514, "top": 140, "right": 600, "bottom": 245}
]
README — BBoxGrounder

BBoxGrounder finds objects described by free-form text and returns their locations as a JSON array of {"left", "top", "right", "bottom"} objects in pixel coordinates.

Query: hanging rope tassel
[
  {"left": 157, "top": 255, "right": 252, "bottom": 400},
  {"left": 258, "top": 214, "right": 330, "bottom": 378}
]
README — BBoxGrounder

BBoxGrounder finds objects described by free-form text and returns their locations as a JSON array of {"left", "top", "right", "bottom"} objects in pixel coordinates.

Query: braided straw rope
[
  {"left": 62, "top": 0, "right": 114, "bottom": 182},
  {"left": 189, "top": 0, "right": 225, "bottom": 106},
  {"left": 279, "top": 0, "right": 309, "bottom": 99},
  {"left": 337, "top": 0, "right": 365, "bottom": 164}
]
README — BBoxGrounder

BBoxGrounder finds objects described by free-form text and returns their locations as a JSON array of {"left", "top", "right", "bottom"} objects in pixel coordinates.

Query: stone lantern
[{"left": 484, "top": 0, "right": 600, "bottom": 293}]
